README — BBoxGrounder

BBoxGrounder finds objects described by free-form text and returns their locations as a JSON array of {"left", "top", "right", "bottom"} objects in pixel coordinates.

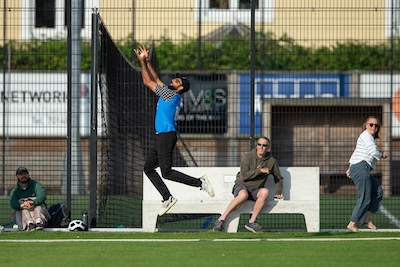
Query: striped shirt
[
  {"left": 349, "top": 130, "right": 382, "bottom": 169},
  {"left": 155, "top": 84, "right": 177, "bottom": 102}
]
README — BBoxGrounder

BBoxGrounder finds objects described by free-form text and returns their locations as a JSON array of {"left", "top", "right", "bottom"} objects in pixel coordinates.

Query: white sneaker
[
  {"left": 158, "top": 196, "right": 177, "bottom": 216},
  {"left": 274, "top": 194, "right": 285, "bottom": 201},
  {"left": 200, "top": 175, "right": 215, "bottom": 197}
]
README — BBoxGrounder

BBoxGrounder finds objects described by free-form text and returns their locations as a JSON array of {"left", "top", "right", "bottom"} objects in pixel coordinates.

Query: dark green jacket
[
  {"left": 10, "top": 178, "right": 47, "bottom": 210},
  {"left": 236, "top": 148, "right": 283, "bottom": 194}
]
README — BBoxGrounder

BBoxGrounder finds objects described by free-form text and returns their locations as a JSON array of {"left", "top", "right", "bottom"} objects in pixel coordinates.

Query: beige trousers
[{"left": 13, "top": 205, "right": 51, "bottom": 231}]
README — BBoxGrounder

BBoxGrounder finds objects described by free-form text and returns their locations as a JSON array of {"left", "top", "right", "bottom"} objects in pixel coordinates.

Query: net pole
[
  {"left": 1, "top": 0, "right": 7, "bottom": 196},
  {"left": 89, "top": 10, "right": 99, "bottom": 228},
  {"left": 250, "top": 0, "right": 256, "bottom": 149},
  {"left": 66, "top": 0, "right": 72, "bottom": 210}
]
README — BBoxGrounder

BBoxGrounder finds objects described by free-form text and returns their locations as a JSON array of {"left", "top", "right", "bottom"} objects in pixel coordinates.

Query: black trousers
[{"left": 144, "top": 131, "right": 201, "bottom": 201}]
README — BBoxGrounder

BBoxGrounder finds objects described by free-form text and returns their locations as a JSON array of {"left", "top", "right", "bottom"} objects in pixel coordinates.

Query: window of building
[
  {"left": 195, "top": 0, "right": 272, "bottom": 23},
  {"left": 239, "top": 0, "right": 259, "bottom": 9},
  {"left": 209, "top": 0, "right": 229, "bottom": 9},
  {"left": 209, "top": 0, "right": 259, "bottom": 9},
  {"left": 35, "top": 0, "right": 56, "bottom": 28},
  {"left": 21, "top": 0, "right": 98, "bottom": 40}
]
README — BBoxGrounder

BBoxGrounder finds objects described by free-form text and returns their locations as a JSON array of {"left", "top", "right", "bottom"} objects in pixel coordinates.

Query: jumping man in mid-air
[{"left": 134, "top": 45, "right": 214, "bottom": 216}]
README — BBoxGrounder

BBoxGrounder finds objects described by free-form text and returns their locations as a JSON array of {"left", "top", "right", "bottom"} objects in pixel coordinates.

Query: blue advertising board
[{"left": 239, "top": 73, "right": 351, "bottom": 135}]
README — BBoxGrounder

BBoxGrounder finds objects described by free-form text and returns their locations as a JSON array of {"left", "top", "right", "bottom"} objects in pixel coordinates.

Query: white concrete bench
[{"left": 142, "top": 167, "right": 320, "bottom": 232}]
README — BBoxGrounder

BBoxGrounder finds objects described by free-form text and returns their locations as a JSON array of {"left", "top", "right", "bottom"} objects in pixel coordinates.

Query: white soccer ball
[{"left": 68, "top": 220, "right": 85, "bottom": 231}]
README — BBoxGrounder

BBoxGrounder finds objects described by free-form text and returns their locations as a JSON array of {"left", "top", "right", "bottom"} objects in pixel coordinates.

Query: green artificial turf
[{"left": 1, "top": 232, "right": 399, "bottom": 267}]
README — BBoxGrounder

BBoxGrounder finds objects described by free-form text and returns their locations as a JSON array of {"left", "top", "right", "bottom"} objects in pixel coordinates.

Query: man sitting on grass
[{"left": 10, "top": 167, "right": 50, "bottom": 231}]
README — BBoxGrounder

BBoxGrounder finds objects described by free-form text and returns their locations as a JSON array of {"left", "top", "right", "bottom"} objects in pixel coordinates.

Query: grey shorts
[{"left": 232, "top": 183, "right": 261, "bottom": 201}]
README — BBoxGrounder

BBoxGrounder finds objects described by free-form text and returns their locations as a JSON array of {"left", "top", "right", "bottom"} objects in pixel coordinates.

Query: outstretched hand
[{"left": 134, "top": 45, "right": 149, "bottom": 62}]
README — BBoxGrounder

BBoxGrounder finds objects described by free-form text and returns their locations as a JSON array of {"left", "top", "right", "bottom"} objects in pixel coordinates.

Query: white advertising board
[{"left": 0, "top": 72, "right": 101, "bottom": 137}]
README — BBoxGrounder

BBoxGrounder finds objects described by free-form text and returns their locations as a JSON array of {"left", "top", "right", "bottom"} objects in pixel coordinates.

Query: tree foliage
[
  {"left": 0, "top": 32, "right": 399, "bottom": 71},
  {"left": 0, "top": 39, "right": 91, "bottom": 70}
]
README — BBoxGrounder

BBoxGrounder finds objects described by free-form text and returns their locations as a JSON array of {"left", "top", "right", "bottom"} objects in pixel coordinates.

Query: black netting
[{"left": 98, "top": 21, "right": 190, "bottom": 227}]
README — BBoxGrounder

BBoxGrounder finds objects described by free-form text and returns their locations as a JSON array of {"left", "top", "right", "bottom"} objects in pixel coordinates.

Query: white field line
[
  {"left": 1, "top": 237, "right": 400, "bottom": 243},
  {"left": 379, "top": 205, "right": 400, "bottom": 228}
]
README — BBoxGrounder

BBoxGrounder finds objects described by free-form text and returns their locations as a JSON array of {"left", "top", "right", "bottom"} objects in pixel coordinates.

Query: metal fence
[{"left": 0, "top": 0, "right": 399, "bottom": 231}]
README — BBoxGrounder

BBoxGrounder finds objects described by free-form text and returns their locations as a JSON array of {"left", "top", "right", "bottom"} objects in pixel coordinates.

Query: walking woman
[{"left": 345, "top": 116, "right": 388, "bottom": 232}]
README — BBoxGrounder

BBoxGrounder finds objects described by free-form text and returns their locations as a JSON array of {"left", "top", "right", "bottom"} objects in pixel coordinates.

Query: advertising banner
[
  {"left": 239, "top": 73, "right": 351, "bottom": 135},
  {"left": 161, "top": 73, "right": 228, "bottom": 134},
  {"left": 0, "top": 72, "right": 92, "bottom": 137}
]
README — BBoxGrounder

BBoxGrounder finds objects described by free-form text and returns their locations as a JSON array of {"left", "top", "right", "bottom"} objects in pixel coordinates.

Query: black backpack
[{"left": 47, "top": 203, "right": 71, "bottom": 228}]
